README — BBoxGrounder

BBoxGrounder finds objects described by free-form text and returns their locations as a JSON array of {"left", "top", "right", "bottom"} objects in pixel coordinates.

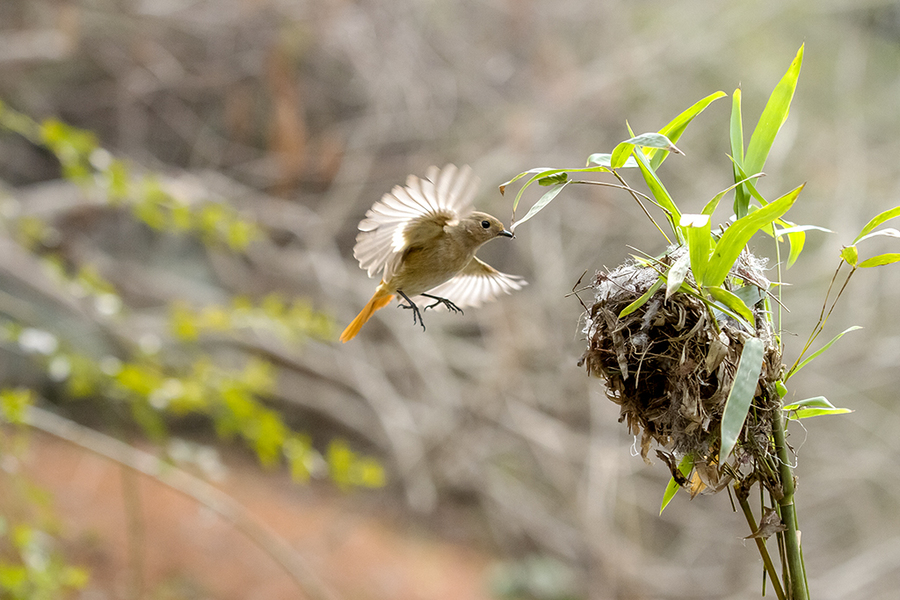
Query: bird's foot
[
  {"left": 421, "top": 293, "right": 464, "bottom": 315},
  {"left": 396, "top": 291, "right": 426, "bottom": 331}
]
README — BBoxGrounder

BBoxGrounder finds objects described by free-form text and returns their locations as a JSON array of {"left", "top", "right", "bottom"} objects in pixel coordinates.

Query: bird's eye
[{"left": 481, "top": 220, "right": 491, "bottom": 229}]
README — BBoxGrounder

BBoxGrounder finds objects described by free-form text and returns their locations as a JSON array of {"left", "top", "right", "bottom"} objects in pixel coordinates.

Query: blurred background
[{"left": 1, "top": 0, "right": 899, "bottom": 599}]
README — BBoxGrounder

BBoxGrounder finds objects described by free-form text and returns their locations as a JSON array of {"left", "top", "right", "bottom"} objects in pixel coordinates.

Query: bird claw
[
  {"left": 397, "top": 291, "right": 426, "bottom": 331},
  {"left": 421, "top": 293, "right": 464, "bottom": 315}
]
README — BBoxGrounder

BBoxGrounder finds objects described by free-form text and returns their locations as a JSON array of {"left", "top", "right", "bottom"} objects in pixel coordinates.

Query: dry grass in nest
[{"left": 579, "top": 246, "right": 784, "bottom": 495}]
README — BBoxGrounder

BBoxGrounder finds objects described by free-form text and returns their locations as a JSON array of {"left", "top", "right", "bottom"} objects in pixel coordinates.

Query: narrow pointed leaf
[
  {"left": 859, "top": 253, "right": 900, "bottom": 268},
  {"left": 632, "top": 147, "right": 681, "bottom": 234},
  {"left": 587, "top": 153, "right": 636, "bottom": 168},
  {"left": 706, "top": 286, "right": 754, "bottom": 323},
  {"left": 744, "top": 44, "right": 804, "bottom": 176},
  {"left": 619, "top": 278, "right": 664, "bottom": 318},
  {"left": 650, "top": 91, "right": 726, "bottom": 169},
  {"left": 510, "top": 182, "right": 569, "bottom": 231},
  {"left": 787, "top": 325, "right": 862, "bottom": 379},
  {"left": 719, "top": 336, "right": 765, "bottom": 463},
  {"left": 783, "top": 397, "right": 853, "bottom": 420},
  {"left": 681, "top": 214, "right": 712, "bottom": 287},
  {"left": 660, "top": 453, "right": 694, "bottom": 514},
  {"left": 705, "top": 184, "right": 803, "bottom": 287},
  {"left": 855, "top": 228, "right": 900, "bottom": 244},
  {"left": 853, "top": 206, "right": 900, "bottom": 243}
]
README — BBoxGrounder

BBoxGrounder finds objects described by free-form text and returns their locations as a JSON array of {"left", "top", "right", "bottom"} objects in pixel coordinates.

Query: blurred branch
[{"left": 23, "top": 404, "right": 343, "bottom": 600}]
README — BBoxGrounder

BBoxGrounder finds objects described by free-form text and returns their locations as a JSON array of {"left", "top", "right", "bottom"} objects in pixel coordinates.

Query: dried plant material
[
  {"left": 579, "top": 246, "right": 783, "bottom": 495},
  {"left": 745, "top": 507, "right": 787, "bottom": 540}
]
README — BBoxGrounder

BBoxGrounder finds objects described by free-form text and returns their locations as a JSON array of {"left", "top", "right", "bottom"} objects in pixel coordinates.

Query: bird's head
[{"left": 463, "top": 211, "right": 514, "bottom": 244}]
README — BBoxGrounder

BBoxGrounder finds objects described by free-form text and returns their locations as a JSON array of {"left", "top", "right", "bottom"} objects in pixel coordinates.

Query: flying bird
[{"left": 340, "top": 164, "right": 525, "bottom": 342}]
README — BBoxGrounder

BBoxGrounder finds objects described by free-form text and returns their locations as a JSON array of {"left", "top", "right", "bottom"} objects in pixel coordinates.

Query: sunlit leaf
[
  {"left": 650, "top": 91, "right": 726, "bottom": 169},
  {"left": 853, "top": 205, "right": 900, "bottom": 243},
  {"left": 705, "top": 184, "right": 803, "bottom": 287},
  {"left": 783, "top": 397, "right": 852, "bottom": 420},
  {"left": 660, "top": 453, "right": 694, "bottom": 514},
  {"left": 587, "top": 153, "right": 636, "bottom": 168},
  {"left": 841, "top": 245, "right": 859, "bottom": 266},
  {"left": 744, "top": 44, "right": 804, "bottom": 177},
  {"left": 859, "top": 253, "right": 900, "bottom": 268}
]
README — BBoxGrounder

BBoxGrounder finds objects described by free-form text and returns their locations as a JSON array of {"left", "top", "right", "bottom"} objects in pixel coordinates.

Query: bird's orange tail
[{"left": 340, "top": 289, "right": 394, "bottom": 342}]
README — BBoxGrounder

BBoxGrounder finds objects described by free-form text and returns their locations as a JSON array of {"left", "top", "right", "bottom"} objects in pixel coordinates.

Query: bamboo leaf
[
  {"left": 853, "top": 206, "right": 900, "bottom": 243},
  {"left": 706, "top": 286, "right": 754, "bottom": 323},
  {"left": 744, "top": 44, "right": 804, "bottom": 176},
  {"left": 705, "top": 184, "right": 803, "bottom": 287},
  {"left": 587, "top": 153, "right": 635, "bottom": 168},
  {"left": 650, "top": 91, "right": 726, "bottom": 169},
  {"left": 632, "top": 147, "right": 681, "bottom": 234},
  {"left": 787, "top": 325, "right": 862, "bottom": 379},
  {"left": 855, "top": 228, "right": 900, "bottom": 244},
  {"left": 660, "top": 453, "right": 694, "bottom": 514},
  {"left": 719, "top": 337, "right": 765, "bottom": 463},
  {"left": 619, "top": 278, "right": 664, "bottom": 318},
  {"left": 681, "top": 214, "right": 711, "bottom": 287},
  {"left": 510, "top": 182, "right": 569, "bottom": 232},
  {"left": 783, "top": 397, "right": 853, "bottom": 420},
  {"left": 859, "top": 253, "right": 900, "bottom": 268},
  {"left": 841, "top": 245, "right": 858, "bottom": 266}
]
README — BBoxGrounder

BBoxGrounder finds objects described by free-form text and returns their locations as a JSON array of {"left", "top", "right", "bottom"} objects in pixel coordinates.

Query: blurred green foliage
[{"left": 0, "top": 102, "right": 385, "bottom": 592}]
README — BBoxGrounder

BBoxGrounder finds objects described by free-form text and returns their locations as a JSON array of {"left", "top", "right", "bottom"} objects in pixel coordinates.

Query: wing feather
[
  {"left": 353, "top": 165, "right": 478, "bottom": 279},
  {"left": 416, "top": 256, "right": 527, "bottom": 309}
]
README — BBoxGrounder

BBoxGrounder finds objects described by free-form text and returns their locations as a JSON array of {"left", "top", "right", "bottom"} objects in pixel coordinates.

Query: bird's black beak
[{"left": 499, "top": 229, "right": 514, "bottom": 238}]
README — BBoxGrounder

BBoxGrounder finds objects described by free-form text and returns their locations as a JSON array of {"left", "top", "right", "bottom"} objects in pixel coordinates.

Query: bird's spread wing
[
  {"left": 353, "top": 165, "right": 478, "bottom": 279},
  {"left": 417, "top": 256, "right": 526, "bottom": 309}
]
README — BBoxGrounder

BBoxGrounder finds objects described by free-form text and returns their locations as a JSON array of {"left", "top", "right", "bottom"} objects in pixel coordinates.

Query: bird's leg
[
  {"left": 420, "top": 293, "right": 464, "bottom": 315},
  {"left": 396, "top": 290, "right": 426, "bottom": 331}
]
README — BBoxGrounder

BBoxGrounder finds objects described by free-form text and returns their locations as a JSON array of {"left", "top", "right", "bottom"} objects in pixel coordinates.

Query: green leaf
[
  {"left": 619, "top": 277, "right": 664, "bottom": 318},
  {"left": 783, "top": 397, "right": 852, "bottom": 420},
  {"left": 705, "top": 184, "right": 803, "bottom": 287},
  {"left": 704, "top": 172, "right": 765, "bottom": 217},
  {"left": 666, "top": 251, "right": 692, "bottom": 301},
  {"left": 620, "top": 132, "right": 683, "bottom": 153},
  {"left": 632, "top": 146, "right": 681, "bottom": 235},
  {"left": 719, "top": 336, "right": 765, "bottom": 463},
  {"left": 509, "top": 182, "right": 569, "bottom": 232},
  {"left": 840, "top": 245, "right": 859, "bottom": 266},
  {"left": 853, "top": 205, "right": 900, "bottom": 243},
  {"left": 610, "top": 141, "right": 636, "bottom": 169},
  {"left": 650, "top": 91, "right": 726, "bottom": 169},
  {"left": 730, "top": 87, "right": 745, "bottom": 164},
  {"left": 538, "top": 172, "right": 568, "bottom": 186},
  {"left": 787, "top": 325, "right": 862, "bottom": 379},
  {"left": 660, "top": 453, "right": 694, "bottom": 514},
  {"left": 706, "top": 285, "right": 754, "bottom": 323},
  {"left": 587, "top": 152, "right": 637, "bottom": 168},
  {"left": 744, "top": 44, "right": 804, "bottom": 177},
  {"left": 855, "top": 227, "right": 900, "bottom": 244},
  {"left": 859, "top": 253, "right": 900, "bottom": 268},
  {"left": 681, "top": 214, "right": 712, "bottom": 287}
]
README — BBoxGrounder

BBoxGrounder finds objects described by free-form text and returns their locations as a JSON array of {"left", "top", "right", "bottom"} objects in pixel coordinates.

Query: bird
[{"left": 340, "top": 164, "right": 526, "bottom": 343}]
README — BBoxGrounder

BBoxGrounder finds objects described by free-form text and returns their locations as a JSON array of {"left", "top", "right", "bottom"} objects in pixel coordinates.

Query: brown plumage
[{"left": 340, "top": 164, "right": 525, "bottom": 342}]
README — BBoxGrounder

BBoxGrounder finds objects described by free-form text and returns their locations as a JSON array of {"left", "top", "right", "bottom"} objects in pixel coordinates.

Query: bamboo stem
[{"left": 772, "top": 406, "right": 807, "bottom": 599}]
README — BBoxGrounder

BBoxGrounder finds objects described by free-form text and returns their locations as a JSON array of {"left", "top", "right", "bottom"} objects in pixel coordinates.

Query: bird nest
[{"left": 579, "top": 246, "right": 783, "bottom": 493}]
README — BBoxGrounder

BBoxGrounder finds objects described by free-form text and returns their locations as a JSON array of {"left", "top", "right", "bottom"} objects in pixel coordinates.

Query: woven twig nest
[{"left": 579, "top": 246, "right": 783, "bottom": 494}]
